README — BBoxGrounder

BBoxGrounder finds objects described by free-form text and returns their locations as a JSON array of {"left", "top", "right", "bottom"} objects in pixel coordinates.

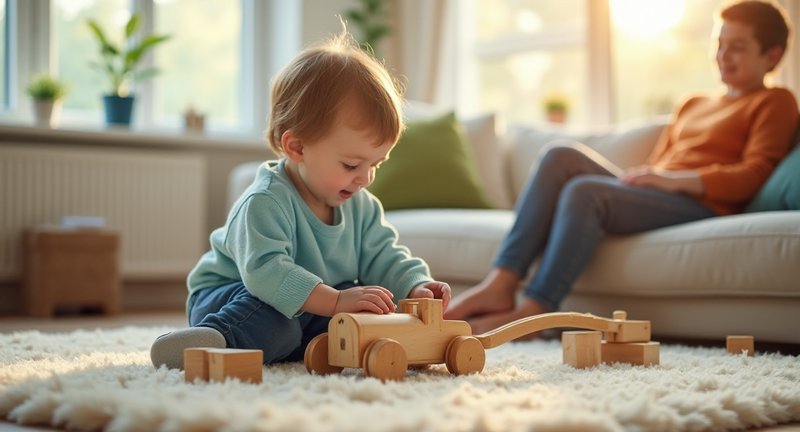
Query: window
[
  {"left": 6, "top": 0, "right": 293, "bottom": 136},
  {"left": 53, "top": 0, "right": 129, "bottom": 121},
  {"left": 462, "top": 0, "right": 725, "bottom": 126},
  {"left": 610, "top": 0, "right": 720, "bottom": 121},
  {"left": 468, "top": 0, "right": 589, "bottom": 125},
  {"left": 0, "top": 0, "right": 7, "bottom": 108},
  {"left": 152, "top": 0, "right": 242, "bottom": 131}
]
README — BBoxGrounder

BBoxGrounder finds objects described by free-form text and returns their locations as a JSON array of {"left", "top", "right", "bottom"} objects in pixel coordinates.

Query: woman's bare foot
[
  {"left": 466, "top": 298, "right": 550, "bottom": 335},
  {"left": 443, "top": 268, "right": 521, "bottom": 321}
]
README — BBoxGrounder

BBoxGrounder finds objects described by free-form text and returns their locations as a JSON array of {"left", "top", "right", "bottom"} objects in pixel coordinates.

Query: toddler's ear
[{"left": 281, "top": 130, "right": 304, "bottom": 162}]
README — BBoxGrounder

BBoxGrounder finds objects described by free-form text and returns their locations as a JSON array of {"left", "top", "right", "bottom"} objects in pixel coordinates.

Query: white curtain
[{"left": 396, "top": 0, "right": 454, "bottom": 106}]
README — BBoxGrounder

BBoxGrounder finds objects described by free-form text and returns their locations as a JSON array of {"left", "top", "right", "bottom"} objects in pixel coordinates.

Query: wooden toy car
[
  {"left": 305, "top": 298, "right": 484, "bottom": 381},
  {"left": 304, "top": 298, "right": 653, "bottom": 381}
]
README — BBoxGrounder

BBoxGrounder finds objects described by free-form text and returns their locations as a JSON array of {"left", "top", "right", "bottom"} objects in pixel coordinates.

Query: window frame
[{"left": 2, "top": 0, "right": 300, "bottom": 138}]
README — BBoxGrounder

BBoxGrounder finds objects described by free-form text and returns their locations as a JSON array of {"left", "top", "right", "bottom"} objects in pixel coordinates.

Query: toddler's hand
[
  {"left": 409, "top": 281, "right": 452, "bottom": 310},
  {"left": 334, "top": 286, "right": 396, "bottom": 314}
]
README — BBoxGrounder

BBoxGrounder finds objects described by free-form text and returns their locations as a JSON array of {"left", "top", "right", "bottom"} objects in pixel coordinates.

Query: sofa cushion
[
  {"left": 369, "top": 111, "right": 493, "bottom": 210},
  {"left": 385, "top": 209, "right": 512, "bottom": 283},
  {"left": 745, "top": 139, "right": 800, "bottom": 212},
  {"left": 575, "top": 211, "right": 800, "bottom": 297}
]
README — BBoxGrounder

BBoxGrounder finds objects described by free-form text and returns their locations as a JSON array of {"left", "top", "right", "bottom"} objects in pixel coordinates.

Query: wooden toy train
[{"left": 304, "top": 298, "right": 656, "bottom": 381}]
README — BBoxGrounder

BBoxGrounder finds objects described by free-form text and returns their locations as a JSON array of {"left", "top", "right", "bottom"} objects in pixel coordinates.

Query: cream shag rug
[{"left": 1, "top": 327, "right": 799, "bottom": 432}]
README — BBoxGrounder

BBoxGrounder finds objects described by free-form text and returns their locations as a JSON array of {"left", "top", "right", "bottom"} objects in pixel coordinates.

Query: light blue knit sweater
[{"left": 187, "top": 159, "right": 432, "bottom": 318}]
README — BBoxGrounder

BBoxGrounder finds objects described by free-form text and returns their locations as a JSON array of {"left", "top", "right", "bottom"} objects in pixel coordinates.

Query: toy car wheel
[
  {"left": 304, "top": 333, "right": 343, "bottom": 375},
  {"left": 445, "top": 336, "right": 485, "bottom": 375},
  {"left": 362, "top": 338, "right": 407, "bottom": 381}
]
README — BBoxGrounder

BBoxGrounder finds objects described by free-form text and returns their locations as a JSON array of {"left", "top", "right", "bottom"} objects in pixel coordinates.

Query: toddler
[{"left": 151, "top": 31, "right": 451, "bottom": 369}]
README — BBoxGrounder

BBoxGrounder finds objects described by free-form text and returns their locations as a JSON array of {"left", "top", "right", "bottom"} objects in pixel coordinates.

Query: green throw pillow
[
  {"left": 369, "top": 111, "right": 493, "bottom": 210},
  {"left": 745, "top": 141, "right": 800, "bottom": 212}
]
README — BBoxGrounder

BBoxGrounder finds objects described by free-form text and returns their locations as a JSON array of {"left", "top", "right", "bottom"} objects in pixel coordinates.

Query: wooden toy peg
[
  {"left": 562, "top": 331, "right": 601, "bottom": 369},
  {"left": 726, "top": 335, "right": 754, "bottom": 356},
  {"left": 612, "top": 310, "right": 627, "bottom": 320}
]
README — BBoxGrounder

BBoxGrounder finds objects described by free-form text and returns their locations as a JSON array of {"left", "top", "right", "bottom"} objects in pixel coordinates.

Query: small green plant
[
  {"left": 345, "top": 0, "right": 391, "bottom": 56},
  {"left": 543, "top": 93, "right": 570, "bottom": 114},
  {"left": 26, "top": 74, "right": 69, "bottom": 101},
  {"left": 87, "top": 14, "right": 170, "bottom": 96}
]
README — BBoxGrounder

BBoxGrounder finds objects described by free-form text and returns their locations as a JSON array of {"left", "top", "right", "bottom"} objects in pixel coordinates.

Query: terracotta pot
[{"left": 547, "top": 110, "right": 567, "bottom": 124}]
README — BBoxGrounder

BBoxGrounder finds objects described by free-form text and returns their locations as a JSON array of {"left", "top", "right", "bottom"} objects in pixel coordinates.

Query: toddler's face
[{"left": 296, "top": 119, "right": 393, "bottom": 211}]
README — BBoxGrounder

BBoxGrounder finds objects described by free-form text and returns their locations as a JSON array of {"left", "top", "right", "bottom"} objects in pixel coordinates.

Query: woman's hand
[
  {"left": 620, "top": 166, "right": 704, "bottom": 195},
  {"left": 409, "top": 281, "right": 452, "bottom": 310}
]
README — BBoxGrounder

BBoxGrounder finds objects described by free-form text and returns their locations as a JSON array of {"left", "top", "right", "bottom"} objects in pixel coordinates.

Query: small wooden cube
[
  {"left": 206, "top": 348, "right": 264, "bottom": 384},
  {"left": 562, "top": 331, "right": 601, "bottom": 368},
  {"left": 184, "top": 348, "right": 211, "bottom": 382},
  {"left": 601, "top": 341, "right": 660, "bottom": 366},
  {"left": 726, "top": 335, "right": 754, "bottom": 356}
]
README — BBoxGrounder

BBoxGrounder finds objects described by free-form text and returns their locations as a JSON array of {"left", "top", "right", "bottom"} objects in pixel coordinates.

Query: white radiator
[{"left": 0, "top": 143, "right": 207, "bottom": 281}]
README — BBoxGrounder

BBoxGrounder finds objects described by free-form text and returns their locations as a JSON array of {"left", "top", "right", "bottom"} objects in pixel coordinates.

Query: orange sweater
[{"left": 647, "top": 87, "right": 799, "bottom": 215}]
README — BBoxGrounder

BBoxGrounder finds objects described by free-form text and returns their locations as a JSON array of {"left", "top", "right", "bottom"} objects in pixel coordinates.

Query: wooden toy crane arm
[{"left": 474, "top": 312, "right": 651, "bottom": 349}]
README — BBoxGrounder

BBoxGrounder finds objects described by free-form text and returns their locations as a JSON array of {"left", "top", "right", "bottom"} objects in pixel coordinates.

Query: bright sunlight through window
[{"left": 610, "top": 0, "right": 686, "bottom": 38}]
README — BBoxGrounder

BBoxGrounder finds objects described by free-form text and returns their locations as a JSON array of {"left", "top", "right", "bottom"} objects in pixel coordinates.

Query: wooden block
[
  {"left": 726, "top": 335, "right": 754, "bottom": 356},
  {"left": 601, "top": 341, "right": 660, "bottom": 366},
  {"left": 184, "top": 348, "right": 210, "bottom": 382},
  {"left": 206, "top": 349, "right": 263, "bottom": 384},
  {"left": 562, "top": 331, "right": 601, "bottom": 369},
  {"left": 604, "top": 319, "right": 651, "bottom": 343}
]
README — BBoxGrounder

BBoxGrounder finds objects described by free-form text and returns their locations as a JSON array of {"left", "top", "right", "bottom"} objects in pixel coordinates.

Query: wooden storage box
[{"left": 23, "top": 228, "right": 121, "bottom": 317}]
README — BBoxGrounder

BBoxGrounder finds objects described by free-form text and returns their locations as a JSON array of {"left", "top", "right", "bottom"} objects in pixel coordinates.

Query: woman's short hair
[{"left": 720, "top": 0, "right": 791, "bottom": 54}]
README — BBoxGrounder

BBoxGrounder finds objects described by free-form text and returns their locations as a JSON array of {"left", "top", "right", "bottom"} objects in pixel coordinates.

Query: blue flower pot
[{"left": 103, "top": 95, "right": 135, "bottom": 127}]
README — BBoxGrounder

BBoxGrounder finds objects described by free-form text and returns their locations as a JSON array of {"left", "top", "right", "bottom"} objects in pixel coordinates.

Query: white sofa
[{"left": 228, "top": 114, "right": 800, "bottom": 344}]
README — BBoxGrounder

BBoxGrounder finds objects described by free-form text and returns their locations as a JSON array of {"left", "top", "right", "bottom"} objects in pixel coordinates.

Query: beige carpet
[{"left": 1, "top": 327, "right": 798, "bottom": 432}]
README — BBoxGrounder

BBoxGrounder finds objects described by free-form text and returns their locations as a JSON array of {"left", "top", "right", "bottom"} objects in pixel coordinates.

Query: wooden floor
[{"left": 0, "top": 311, "right": 798, "bottom": 432}]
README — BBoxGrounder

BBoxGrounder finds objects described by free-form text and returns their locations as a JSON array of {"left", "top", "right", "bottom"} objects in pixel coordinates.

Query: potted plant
[
  {"left": 26, "top": 74, "right": 69, "bottom": 128},
  {"left": 345, "top": 0, "right": 391, "bottom": 56},
  {"left": 87, "top": 14, "right": 169, "bottom": 127},
  {"left": 543, "top": 93, "right": 570, "bottom": 124}
]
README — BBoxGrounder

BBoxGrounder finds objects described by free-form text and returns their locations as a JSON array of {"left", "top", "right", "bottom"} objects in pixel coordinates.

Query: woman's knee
[
  {"left": 560, "top": 176, "right": 614, "bottom": 209},
  {"left": 539, "top": 142, "right": 591, "bottom": 171}
]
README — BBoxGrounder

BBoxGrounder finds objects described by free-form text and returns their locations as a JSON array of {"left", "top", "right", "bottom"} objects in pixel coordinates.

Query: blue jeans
[
  {"left": 188, "top": 281, "right": 355, "bottom": 364},
  {"left": 495, "top": 143, "right": 718, "bottom": 311}
]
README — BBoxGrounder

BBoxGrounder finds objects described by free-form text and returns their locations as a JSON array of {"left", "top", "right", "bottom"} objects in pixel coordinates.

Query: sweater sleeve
[
  {"left": 225, "top": 194, "right": 323, "bottom": 318},
  {"left": 698, "top": 89, "right": 799, "bottom": 204},
  {"left": 357, "top": 192, "right": 432, "bottom": 300}
]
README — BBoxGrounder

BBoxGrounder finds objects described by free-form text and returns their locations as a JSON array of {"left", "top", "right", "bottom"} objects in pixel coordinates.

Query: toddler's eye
[{"left": 342, "top": 163, "right": 358, "bottom": 171}]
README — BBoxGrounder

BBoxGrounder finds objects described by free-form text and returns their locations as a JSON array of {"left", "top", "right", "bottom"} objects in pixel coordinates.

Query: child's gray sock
[{"left": 150, "top": 326, "right": 226, "bottom": 370}]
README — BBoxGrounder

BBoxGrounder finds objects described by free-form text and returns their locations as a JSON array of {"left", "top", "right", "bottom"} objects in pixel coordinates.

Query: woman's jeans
[
  {"left": 494, "top": 143, "right": 718, "bottom": 311},
  {"left": 188, "top": 281, "right": 356, "bottom": 364}
]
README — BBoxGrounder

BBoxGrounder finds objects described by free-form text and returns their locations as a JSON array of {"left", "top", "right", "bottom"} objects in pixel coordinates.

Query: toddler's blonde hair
[{"left": 266, "top": 29, "right": 405, "bottom": 156}]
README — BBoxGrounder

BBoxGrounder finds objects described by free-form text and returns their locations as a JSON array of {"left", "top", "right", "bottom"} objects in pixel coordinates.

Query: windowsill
[{"left": 0, "top": 121, "right": 266, "bottom": 152}]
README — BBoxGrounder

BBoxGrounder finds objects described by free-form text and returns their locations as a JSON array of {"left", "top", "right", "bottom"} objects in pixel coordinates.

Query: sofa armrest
[{"left": 228, "top": 161, "right": 263, "bottom": 209}]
